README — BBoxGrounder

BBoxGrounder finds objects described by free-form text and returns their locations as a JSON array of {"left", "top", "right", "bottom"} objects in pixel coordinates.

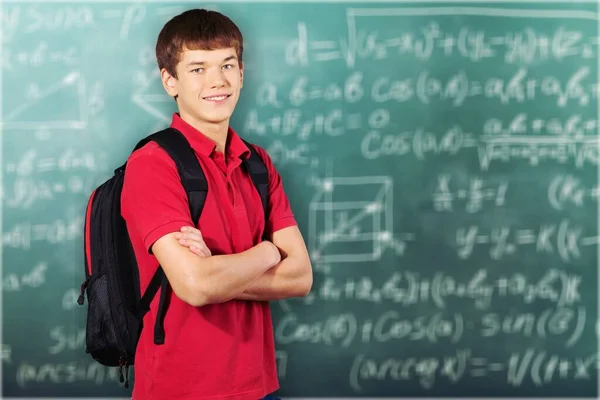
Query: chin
[{"left": 203, "top": 112, "right": 233, "bottom": 124}]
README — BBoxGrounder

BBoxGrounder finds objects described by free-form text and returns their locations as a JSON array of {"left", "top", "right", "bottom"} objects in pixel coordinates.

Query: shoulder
[
  {"left": 127, "top": 141, "right": 171, "bottom": 165},
  {"left": 124, "top": 141, "right": 177, "bottom": 176},
  {"left": 121, "top": 140, "right": 181, "bottom": 199}
]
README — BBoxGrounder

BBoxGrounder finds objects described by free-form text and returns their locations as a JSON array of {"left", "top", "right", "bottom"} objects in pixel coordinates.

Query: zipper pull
[
  {"left": 118, "top": 355, "right": 125, "bottom": 383},
  {"left": 77, "top": 277, "right": 90, "bottom": 305},
  {"left": 124, "top": 364, "right": 130, "bottom": 388}
]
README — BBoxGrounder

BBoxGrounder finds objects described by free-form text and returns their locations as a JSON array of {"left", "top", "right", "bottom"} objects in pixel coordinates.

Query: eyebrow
[{"left": 186, "top": 55, "right": 237, "bottom": 67}]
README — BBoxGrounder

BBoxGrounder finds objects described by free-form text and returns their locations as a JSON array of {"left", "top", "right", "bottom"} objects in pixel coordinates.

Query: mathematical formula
[
  {"left": 276, "top": 306, "right": 587, "bottom": 348},
  {"left": 433, "top": 175, "right": 508, "bottom": 213},
  {"left": 254, "top": 68, "right": 596, "bottom": 109},
  {"left": 305, "top": 268, "right": 581, "bottom": 310},
  {"left": 349, "top": 348, "right": 598, "bottom": 391},
  {"left": 287, "top": 14, "right": 598, "bottom": 67},
  {"left": 456, "top": 219, "right": 598, "bottom": 262},
  {"left": 3, "top": 217, "right": 83, "bottom": 250},
  {"left": 15, "top": 361, "right": 120, "bottom": 388}
]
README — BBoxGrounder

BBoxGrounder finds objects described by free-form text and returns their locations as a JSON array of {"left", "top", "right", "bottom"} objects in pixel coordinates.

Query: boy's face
[{"left": 161, "top": 46, "right": 243, "bottom": 129}]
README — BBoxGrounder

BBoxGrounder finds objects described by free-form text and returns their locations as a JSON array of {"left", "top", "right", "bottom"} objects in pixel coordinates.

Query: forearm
[
  {"left": 172, "top": 225, "right": 310, "bottom": 304},
  {"left": 197, "top": 242, "right": 279, "bottom": 305},
  {"left": 235, "top": 255, "right": 311, "bottom": 301}
]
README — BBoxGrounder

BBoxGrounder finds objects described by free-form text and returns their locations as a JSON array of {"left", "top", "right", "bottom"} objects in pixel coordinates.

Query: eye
[
  {"left": 222, "top": 64, "right": 234, "bottom": 70},
  {"left": 191, "top": 67, "right": 204, "bottom": 73}
]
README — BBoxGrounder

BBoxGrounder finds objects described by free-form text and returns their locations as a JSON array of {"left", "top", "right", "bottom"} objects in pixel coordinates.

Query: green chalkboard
[{"left": 2, "top": 0, "right": 599, "bottom": 398}]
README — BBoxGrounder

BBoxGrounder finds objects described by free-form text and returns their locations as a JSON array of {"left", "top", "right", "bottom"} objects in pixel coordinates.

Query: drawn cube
[{"left": 309, "top": 176, "right": 393, "bottom": 263}]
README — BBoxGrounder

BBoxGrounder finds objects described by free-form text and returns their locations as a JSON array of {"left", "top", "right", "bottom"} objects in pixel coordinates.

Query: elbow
[
  {"left": 176, "top": 279, "right": 213, "bottom": 308},
  {"left": 186, "top": 292, "right": 211, "bottom": 308},
  {"left": 188, "top": 281, "right": 233, "bottom": 306},
  {"left": 176, "top": 263, "right": 231, "bottom": 306},
  {"left": 180, "top": 290, "right": 210, "bottom": 308},
  {"left": 294, "top": 268, "right": 313, "bottom": 297},
  {"left": 302, "top": 273, "right": 313, "bottom": 296}
]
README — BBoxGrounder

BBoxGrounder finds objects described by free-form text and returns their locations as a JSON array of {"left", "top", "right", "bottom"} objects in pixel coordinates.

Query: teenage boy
[{"left": 121, "top": 8, "right": 313, "bottom": 400}]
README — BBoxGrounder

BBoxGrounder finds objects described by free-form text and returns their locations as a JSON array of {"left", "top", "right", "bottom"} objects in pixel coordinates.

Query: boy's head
[{"left": 156, "top": 9, "right": 244, "bottom": 129}]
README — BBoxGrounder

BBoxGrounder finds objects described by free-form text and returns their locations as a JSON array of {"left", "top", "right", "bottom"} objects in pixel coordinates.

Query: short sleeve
[
  {"left": 252, "top": 145, "right": 298, "bottom": 235},
  {"left": 121, "top": 143, "right": 194, "bottom": 253}
]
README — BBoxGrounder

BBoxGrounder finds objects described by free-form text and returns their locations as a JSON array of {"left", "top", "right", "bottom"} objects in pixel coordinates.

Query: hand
[
  {"left": 175, "top": 226, "right": 212, "bottom": 257},
  {"left": 260, "top": 240, "right": 282, "bottom": 267}
]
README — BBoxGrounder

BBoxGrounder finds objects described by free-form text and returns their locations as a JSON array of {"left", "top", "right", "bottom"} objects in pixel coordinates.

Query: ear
[
  {"left": 160, "top": 68, "right": 178, "bottom": 98},
  {"left": 239, "top": 61, "right": 244, "bottom": 88}
]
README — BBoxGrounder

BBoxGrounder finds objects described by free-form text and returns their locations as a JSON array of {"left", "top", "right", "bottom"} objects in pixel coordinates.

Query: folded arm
[
  {"left": 121, "top": 146, "right": 287, "bottom": 308},
  {"left": 177, "top": 225, "right": 313, "bottom": 301},
  {"left": 151, "top": 232, "right": 281, "bottom": 307}
]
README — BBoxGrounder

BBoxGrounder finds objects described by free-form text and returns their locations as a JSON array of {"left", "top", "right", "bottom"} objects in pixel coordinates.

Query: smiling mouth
[{"left": 203, "top": 94, "right": 231, "bottom": 101}]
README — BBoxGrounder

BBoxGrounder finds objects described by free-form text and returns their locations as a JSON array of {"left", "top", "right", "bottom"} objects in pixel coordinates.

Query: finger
[
  {"left": 178, "top": 238, "right": 197, "bottom": 249},
  {"left": 181, "top": 226, "right": 203, "bottom": 237},
  {"left": 180, "top": 234, "right": 209, "bottom": 254},
  {"left": 196, "top": 242, "right": 212, "bottom": 257},
  {"left": 181, "top": 232, "right": 204, "bottom": 242},
  {"left": 179, "top": 238, "right": 212, "bottom": 257},
  {"left": 190, "top": 245, "right": 211, "bottom": 257},
  {"left": 179, "top": 239, "right": 207, "bottom": 256},
  {"left": 180, "top": 231, "right": 208, "bottom": 249},
  {"left": 190, "top": 245, "right": 210, "bottom": 257}
]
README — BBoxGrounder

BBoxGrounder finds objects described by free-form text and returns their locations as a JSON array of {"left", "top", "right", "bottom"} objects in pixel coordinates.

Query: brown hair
[{"left": 155, "top": 9, "right": 244, "bottom": 78}]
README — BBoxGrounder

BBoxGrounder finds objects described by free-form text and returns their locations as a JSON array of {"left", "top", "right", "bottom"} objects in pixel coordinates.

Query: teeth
[{"left": 205, "top": 95, "right": 227, "bottom": 101}]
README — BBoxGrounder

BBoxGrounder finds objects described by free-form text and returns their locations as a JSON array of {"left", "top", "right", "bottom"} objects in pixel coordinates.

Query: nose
[{"left": 208, "top": 68, "right": 228, "bottom": 89}]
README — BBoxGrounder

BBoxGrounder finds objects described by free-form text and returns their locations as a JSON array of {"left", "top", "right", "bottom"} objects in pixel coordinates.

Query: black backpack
[{"left": 77, "top": 127, "right": 268, "bottom": 388}]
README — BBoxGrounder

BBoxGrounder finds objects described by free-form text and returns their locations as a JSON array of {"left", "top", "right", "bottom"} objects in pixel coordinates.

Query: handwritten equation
[
  {"left": 4, "top": 149, "right": 107, "bottom": 176},
  {"left": 3, "top": 262, "right": 47, "bottom": 292},
  {"left": 15, "top": 361, "right": 120, "bottom": 388},
  {"left": 361, "top": 124, "right": 598, "bottom": 170},
  {"left": 2, "top": 5, "right": 146, "bottom": 41},
  {"left": 371, "top": 67, "right": 595, "bottom": 107},
  {"left": 4, "top": 176, "right": 101, "bottom": 209},
  {"left": 255, "top": 67, "right": 596, "bottom": 109},
  {"left": 276, "top": 306, "right": 587, "bottom": 348},
  {"left": 349, "top": 348, "right": 598, "bottom": 391},
  {"left": 287, "top": 10, "right": 598, "bottom": 67},
  {"left": 2, "top": 41, "right": 77, "bottom": 70},
  {"left": 433, "top": 175, "right": 508, "bottom": 213},
  {"left": 304, "top": 268, "right": 581, "bottom": 310},
  {"left": 432, "top": 173, "right": 598, "bottom": 214},
  {"left": 548, "top": 174, "right": 599, "bottom": 211},
  {"left": 456, "top": 219, "right": 598, "bottom": 262},
  {"left": 3, "top": 217, "right": 83, "bottom": 250}
]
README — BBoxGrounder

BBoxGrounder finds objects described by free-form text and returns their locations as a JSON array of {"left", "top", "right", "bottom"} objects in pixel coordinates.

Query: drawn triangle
[
  {"left": 132, "top": 69, "right": 173, "bottom": 122},
  {"left": 2, "top": 72, "right": 86, "bottom": 130}
]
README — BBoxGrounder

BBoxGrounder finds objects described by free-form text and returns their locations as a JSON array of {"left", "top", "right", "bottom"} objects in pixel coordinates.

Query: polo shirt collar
[{"left": 169, "top": 112, "right": 250, "bottom": 160}]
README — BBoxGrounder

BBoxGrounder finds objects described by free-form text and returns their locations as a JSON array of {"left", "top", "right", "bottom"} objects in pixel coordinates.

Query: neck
[{"left": 178, "top": 111, "right": 229, "bottom": 153}]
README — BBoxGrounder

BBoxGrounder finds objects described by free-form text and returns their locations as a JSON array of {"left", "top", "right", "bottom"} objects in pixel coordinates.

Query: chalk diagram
[
  {"left": 1, "top": 72, "right": 87, "bottom": 130},
  {"left": 131, "top": 68, "right": 173, "bottom": 124},
  {"left": 309, "top": 175, "right": 413, "bottom": 263}
]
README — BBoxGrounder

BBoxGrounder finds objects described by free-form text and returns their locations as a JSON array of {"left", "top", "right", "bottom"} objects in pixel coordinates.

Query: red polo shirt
[{"left": 121, "top": 113, "right": 297, "bottom": 400}]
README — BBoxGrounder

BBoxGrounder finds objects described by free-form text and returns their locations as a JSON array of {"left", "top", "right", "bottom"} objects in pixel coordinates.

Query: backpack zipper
[
  {"left": 77, "top": 277, "right": 90, "bottom": 305},
  {"left": 80, "top": 188, "right": 96, "bottom": 306},
  {"left": 117, "top": 353, "right": 130, "bottom": 388}
]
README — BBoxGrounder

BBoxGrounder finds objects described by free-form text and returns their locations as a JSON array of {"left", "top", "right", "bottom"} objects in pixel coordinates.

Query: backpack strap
[
  {"left": 133, "top": 128, "right": 208, "bottom": 345},
  {"left": 240, "top": 139, "right": 269, "bottom": 240},
  {"left": 136, "top": 266, "right": 163, "bottom": 317},
  {"left": 147, "top": 128, "right": 207, "bottom": 225}
]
